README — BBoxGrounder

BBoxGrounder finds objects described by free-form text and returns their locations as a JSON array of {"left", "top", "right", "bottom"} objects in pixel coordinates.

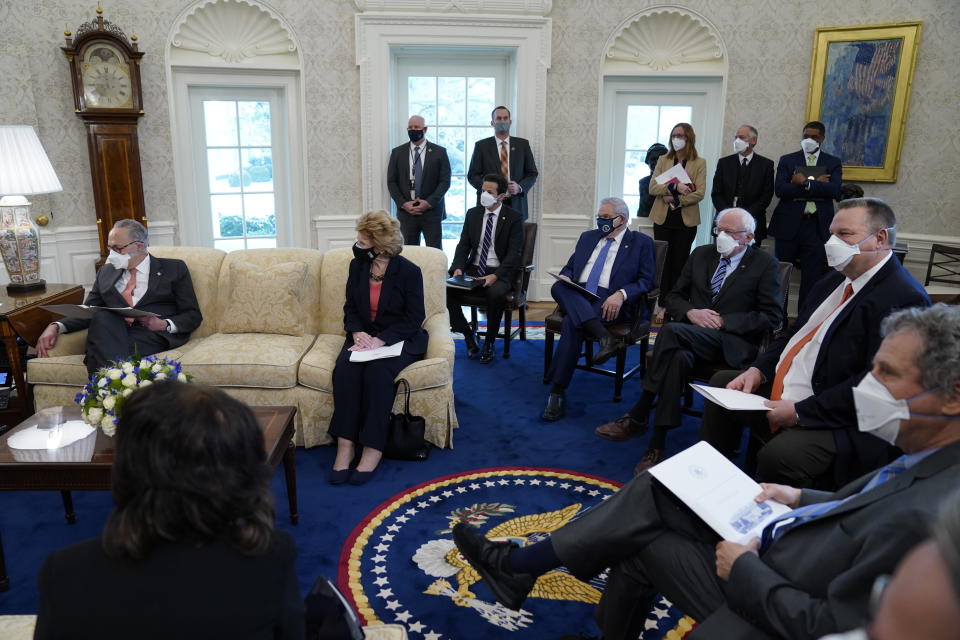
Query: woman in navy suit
[{"left": 328, "top": 210, "right": 428, "bottom": 485}]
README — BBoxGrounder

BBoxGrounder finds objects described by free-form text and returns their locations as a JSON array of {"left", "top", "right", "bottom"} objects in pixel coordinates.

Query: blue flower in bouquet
[{"left": 75, "top": 355, "right": 192, "bottom": 436}]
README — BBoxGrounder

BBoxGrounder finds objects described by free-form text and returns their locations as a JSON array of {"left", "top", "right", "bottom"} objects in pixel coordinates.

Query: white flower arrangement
[{"left": 74, "top": 355, "right": 192, "bottom": 436}]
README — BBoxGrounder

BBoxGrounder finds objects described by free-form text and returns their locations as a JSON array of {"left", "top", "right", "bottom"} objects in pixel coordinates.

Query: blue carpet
[{"left": 0, "top": 338, "right": 712, "bottom": 636}]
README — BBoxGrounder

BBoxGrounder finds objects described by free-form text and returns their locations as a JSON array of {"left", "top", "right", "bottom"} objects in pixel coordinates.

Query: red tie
[
  {"left": 120, "top": 268, "right": 137, "bottom": 324},
  {"left": 769, "top": 284, "right": 854, "bottom": 422}
]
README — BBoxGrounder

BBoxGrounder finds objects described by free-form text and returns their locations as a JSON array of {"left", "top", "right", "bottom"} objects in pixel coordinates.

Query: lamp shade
[{"left": 0, "top": 125, "right": 63, "bottom": 196}]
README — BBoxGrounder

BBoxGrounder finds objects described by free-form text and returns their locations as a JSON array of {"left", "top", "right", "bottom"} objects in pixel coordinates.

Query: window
[{"left": 620, "top": 105, "right": 692, "bottom": 214}]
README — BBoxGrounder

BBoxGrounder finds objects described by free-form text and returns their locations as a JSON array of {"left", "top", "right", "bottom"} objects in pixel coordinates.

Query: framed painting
[{"left": 805, "top": 22, "right": 922, "bottom": 182}]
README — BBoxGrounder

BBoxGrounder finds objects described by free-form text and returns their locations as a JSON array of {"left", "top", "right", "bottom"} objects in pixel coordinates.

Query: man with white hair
[
  {"left": 542, "top": 197, "right": 655, "bottom": 421},
  {"left": 597, "top": 208, "right": 783, "bottom": 472}
]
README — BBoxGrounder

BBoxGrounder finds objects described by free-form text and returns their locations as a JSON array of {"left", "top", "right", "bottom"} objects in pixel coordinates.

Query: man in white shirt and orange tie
[
  {"left": 36, "top": 220, "right": 202, "bottom": 375},
  {"left": 699, "top": 198, "right": 929, "bottom": 489}
]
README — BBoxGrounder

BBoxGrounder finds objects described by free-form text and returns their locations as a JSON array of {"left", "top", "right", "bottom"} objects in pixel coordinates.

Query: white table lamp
[{"left": 0, "top": 125, "right": 63, "bottom": 293}]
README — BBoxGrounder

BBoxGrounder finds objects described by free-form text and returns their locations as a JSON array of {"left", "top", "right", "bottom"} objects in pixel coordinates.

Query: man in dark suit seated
[
  {"left": 36, "top": 219, "right": 202, "bottom": 375},
  {"left": 596, "top": 208, "right": 783, "bottom": 473},
  {"left": 452, "top": 303, "right": 960, "bottom": 640},
  {"left": 446, "top": 173, "right": 523, "bottom": 363},
  {"left": 386, "top": 114, "right": 451, "bottom": 249},
  {"left": 466, "top": 106, "right": 538, "bottom": 221},
  {"left": 711, "top": 125, "right": 774, "bottom": 243},
  {"left": 700, "top": 198, "right": 930, "bottom": 489},
  {"left": 542, "top": 197, "right": 655, "bottom": 421},
  {"left": 768, "top": 120, "right": 843, "bottom": 307}
]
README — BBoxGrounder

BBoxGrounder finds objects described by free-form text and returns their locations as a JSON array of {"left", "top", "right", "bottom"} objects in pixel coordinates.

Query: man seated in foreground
[{"left": 453, "top": 304, "right": 960, "bottom": 639}]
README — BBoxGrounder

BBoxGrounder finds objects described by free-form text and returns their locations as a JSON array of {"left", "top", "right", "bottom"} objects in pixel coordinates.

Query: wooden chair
[
  {"left": 460, "top": 222, "right": 538, "bottom": 359},
  {"left": 923, "top": 243, "right": 960, "bottom": 304},
  {"left": 542, "top": 238, "right": 668, "bottom": 402}
]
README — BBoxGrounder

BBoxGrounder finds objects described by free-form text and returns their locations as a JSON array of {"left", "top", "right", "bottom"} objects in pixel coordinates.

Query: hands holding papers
[
  {"left": 655, "top": 163, "right": 694, "bottom": 188},
  {"left": 348, "top": 333, "right": 404, "bottom": 362},
  {"left": 690, "top": 383, "right": 772, "bottom": 411}
]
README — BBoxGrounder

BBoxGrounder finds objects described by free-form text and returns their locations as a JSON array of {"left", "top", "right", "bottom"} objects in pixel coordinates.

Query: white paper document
[
  {"left": 690, "top": 383, "right": 772, "bottom": 411},
  {"left": 41, "top": 304, "right": 159, "bottom": 319},
  {"left": 654, "top": 163, "right": 693, "bottom": 186},
  {"left": 649, "top": 441, "right": 792, "bottom": 543},
  {"left": 349, "top": 341, "right": 404, "bottom": 362}
]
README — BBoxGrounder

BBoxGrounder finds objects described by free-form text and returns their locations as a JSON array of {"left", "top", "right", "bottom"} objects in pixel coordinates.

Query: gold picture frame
[{"left": 805, "top": 22, "right": 922, "bottom": 182}]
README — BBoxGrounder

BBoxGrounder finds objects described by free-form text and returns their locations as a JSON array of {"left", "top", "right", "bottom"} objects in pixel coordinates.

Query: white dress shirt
[
  {"left": 578, "top": 229, "right": 628, "bottom": 298},
  {"left": 473, "top": 205, "right": 502, "bottom": 270}
]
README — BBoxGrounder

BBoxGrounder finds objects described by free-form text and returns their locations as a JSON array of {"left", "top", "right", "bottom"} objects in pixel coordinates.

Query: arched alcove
[{"left": 602, "top": 6, "right": 724, "bottom": 74}]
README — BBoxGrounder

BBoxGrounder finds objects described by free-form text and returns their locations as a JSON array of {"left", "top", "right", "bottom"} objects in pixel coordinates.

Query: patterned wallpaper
[{"left": 2, "top": 0, "right": 958, "bottom": 236}]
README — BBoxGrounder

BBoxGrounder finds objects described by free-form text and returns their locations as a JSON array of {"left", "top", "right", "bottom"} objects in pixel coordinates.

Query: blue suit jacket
[
  {"left": 769, "top": 149, "right": 842, "bottom": 241},
  {"left": 559, "top": 228, "right": 656, "bottom": 320},
  {"left": 753, "top": 256, "right": 930, "bottom": 483},
  {"left": 343, "top": 255, "right": 428, "bottom": 356}
]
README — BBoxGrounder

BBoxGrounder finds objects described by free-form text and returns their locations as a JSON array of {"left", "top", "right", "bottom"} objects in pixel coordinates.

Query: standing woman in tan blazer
[{"left": 648, "top": 123, "right": 707, "bottom": 308}]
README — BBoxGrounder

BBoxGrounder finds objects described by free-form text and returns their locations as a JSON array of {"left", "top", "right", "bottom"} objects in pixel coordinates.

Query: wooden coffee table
[{"left": 0, "top": 404, "right": 299, "bottom": 591}]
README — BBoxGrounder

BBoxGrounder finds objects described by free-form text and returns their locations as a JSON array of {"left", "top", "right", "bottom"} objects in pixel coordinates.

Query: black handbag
[{"left": 385, "top": 378, "right": 430, "bottom": 461}]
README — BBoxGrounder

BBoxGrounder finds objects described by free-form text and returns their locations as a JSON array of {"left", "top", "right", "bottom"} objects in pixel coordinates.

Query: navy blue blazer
[
  {"left": 559, "top": 228, "right": 656, "bottom": 319},
  {"left": 343, "top": 254, "right": 428, "bottom": 356},
  {"left": 769, "top": 149, "right": 843, "bottom": 241},
  {"left": 753, "top": 256, "right": 930, "bottom": 481}
]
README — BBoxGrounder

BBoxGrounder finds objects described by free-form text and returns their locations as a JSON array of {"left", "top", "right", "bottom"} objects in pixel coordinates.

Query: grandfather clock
[{"left": 62, "top": 8, "right": 147, "bottom": 260}]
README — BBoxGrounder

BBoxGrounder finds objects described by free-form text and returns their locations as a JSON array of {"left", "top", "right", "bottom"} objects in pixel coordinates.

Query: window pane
[
  {"left": 408, "top": 76, "right": 436, "bottom": 124},
  {"left": 625, "top": 106, "right": 658, "bottom": 150},
  {"left": 207, "top": 149, "right": 241, "bottom": 193},
  {"left": 244, "top": 194, "right": 276, "bottom": 236},
  {"left": 241, "top": 148, "right": 273, "bottom": 193},
  {"left": 436, "top": 127, "right": 466, "bottom": 175},
  {"left": 211, "top": 194, "right": 244, "bottom": 238},
  {"left": 437, "top": 77, "right": 466, "bottom": 125},
  {"left": 623, "top": 150, "right": 649, "bottom": 195},
  {"left": 623, "top": 195, "right": 640, "bottom": 215},
  {"left": 214, "top": 238, "right": 246, "bottom": 252},
  {"left": 246, "top": 237, "right": 277, "bottom": 249},
  {"left": 237, "top": 101, "right": 271, "bottom": 146},
  {"left": 659, "top": 106, "right": 693, "bottom": 143},
  {"left": 467, "top": 77, "right": 495, "bottom": 124},
  {"left": 466, "top": 126, "right": 488, "bottom": 165},
  {"left": 203, "top": 101, "right": 237, "bottom": 146},
  {"left": 443, "top": 176, "right": 466, "bottom": 227}
]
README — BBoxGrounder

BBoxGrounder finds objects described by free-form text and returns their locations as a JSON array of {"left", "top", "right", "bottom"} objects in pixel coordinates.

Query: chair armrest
[
  {"left": 423, "top": 312, "right": 454, "bottom": 363},
  {"left": 46, "top": 330, "right": 87, "bottom": 357}
]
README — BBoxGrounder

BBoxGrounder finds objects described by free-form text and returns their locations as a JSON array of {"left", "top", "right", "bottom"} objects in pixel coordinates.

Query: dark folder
[
  {"left": 446, "top": 275, "right": 484, "bottom": 290},
  {"left": 547, "top": 272, "right": 601, "bottom": 300},
  {"left": 795, "top": 165, "right": 826, "bottom": 180}
]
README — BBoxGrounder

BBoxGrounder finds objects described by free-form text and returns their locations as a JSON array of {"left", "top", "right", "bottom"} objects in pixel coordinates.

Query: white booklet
[
  {"left": 690, "top": 383, "right": 772, "bottom": 411},
  {"left": 41, "top": 304, "right": 159, "bottom": 319},
  {"left": 349, "top": 340, "right": 404, "bottom": 362},
  {"left": 655, "top": 163, "right": 693, "bottom": 186},
  {"left": 648, "top": 441, "right": 791, "bottom": 543}
]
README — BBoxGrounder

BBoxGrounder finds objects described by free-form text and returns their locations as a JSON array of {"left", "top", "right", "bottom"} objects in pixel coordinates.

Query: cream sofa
[{"left": 27, "top": 245, "right": 457, "bottom": 448}]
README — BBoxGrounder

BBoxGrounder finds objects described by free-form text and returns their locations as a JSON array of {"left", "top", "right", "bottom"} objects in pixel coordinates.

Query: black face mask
[
  {"left": 353, "top": 244, "right": 378, "bottom": 262},
  {"left": 407, "top": 129, "right": 425, "bottom": 143}
]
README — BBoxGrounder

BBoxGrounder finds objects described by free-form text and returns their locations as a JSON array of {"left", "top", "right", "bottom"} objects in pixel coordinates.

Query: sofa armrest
[
  {"left": 423, "top": 312, "right": 454, "bottom": 366},
  {"left": 47, "top": 329, "right": 87, "bottom": 357}
]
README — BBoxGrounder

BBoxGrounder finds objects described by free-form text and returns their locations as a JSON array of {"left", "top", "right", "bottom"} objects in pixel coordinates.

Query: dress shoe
[
  {"left": 592, "top": 335, "right": 622, "bottom": 366},
  {"left": 541, "top": 392, "right": 565, "bottom": 422},
  {"left": 464, "top": 331, "right": 480, "bottom": 359},
  {"left": 452, "top": 522, "right": 535, "bottom": 611},
  {"left": 479, "top": 340, "right": 495, "bottom": 364},
  {"left": 595, "top": 414, "right": 648, "bottom": 441},
  {"left": 329, "top": 468, "right": 351, "bottom": 485},
  {"left": 633, "top": 448, "right": 664, "bottom": 475},
  {"left": 349, "top": 467, "right": 377, "bottom": 485}
]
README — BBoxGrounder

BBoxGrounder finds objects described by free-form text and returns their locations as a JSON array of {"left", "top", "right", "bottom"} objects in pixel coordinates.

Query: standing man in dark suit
[
  {"left": 467, "top": 106, "right": 538, "bottom": 221},
  {"left": 447, "top": 174, "right": 523, "bottom": 364},
  {"left": 542, "top": 197, "right": 655, "bottom": 421},
  {"left": 596, "top": 209, "right": 783, "bottom": 473},
  {"left": 701, "top": 198, "right": 930, "bottom": 489},
  {"left": 35, "top": 220, "right": 202, "bottom": 376},
  {"left": 769, "top": 121, "right": 843, "bottom": 306},
  {"left": 711, "top": 125, "right": 774, "bottom": 243},
  {"left": 386, "top": 115, "right": 451, "bottom": 249},
  {"left": 452, "top": 302, "right": 960, "bottom": 639}
]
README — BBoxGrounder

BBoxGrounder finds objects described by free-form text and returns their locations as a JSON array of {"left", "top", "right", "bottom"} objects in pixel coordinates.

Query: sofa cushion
[
  {"left": 27, "top": 347, "right": 192, "bottom": 387},
  {"left": 220, "top": 261, "right": 308, "bottom": 336},
  {"left": 179, "top": 333, "right": 315, "bottom": 388}
]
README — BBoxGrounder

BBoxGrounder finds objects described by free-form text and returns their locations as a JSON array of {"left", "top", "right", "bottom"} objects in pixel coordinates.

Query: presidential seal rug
[{"left": 339, "top": 467, "right": 694, "bottom": 639}]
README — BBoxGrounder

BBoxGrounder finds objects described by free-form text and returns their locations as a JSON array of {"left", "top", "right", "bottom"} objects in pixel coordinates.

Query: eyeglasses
[
  {"left": 713, "top": 227, "right": 750, "bottom": 236},
  {"left": 107, "top": 240, "right": 139, "bottom": 253}
]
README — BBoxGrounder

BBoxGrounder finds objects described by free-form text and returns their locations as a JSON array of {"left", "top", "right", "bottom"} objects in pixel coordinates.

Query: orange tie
[
  {"left": 120, "top": 268, "right": 137, "bottom": 324},
  {"left": 769, "top": 284, "right": 854, "bottom": 413},
  {"left": 499, "top": 141, "right": 509, "bottom": 179}
]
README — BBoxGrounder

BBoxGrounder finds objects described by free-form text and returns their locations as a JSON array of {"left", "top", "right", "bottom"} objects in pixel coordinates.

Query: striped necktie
[
  {"left": 499, "top": 141, "right": 509, "bottom": 179},
  {"left": 760, "top": 456, "right": 908, "bottom": 551},
  {"left": 804, "top": 154, "right": 817, "bottom": 214},
  {"left": 711, "top": 258, "right": 730, "bottom": 302},
  {"left": 475, "top": 212, "right": 496, "bottom": 277}
]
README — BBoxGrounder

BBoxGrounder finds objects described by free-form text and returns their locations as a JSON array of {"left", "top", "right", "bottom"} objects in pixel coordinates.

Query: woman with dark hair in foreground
[{"left": 34, "top": 381, "right": 304, "bottom": 639}]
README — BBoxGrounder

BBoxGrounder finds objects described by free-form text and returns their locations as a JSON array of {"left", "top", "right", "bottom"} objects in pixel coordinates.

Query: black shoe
[
  {"left": 452, "top": 522, "right": 535, "bottom": 610},
  {"left": 542, "top": 391, "right": 565, "bottom": 421},
  {"left": 464, "top": 331, "right": 480, "bottom": 359},
  {"left": 329, "top": 468, "right": 351, "bottom": 485},
  {"left": 592, "top": 335, "right": 622, "bottom": 366},
  {"left": 479, "top": 340, "right": 495, "bottom": 364}
]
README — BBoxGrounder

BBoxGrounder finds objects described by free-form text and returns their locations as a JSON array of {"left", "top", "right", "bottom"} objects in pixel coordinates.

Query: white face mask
[
  {"left": 853, "top": 373, "right": 909, "bottom": 446},
  {"left": 800, "top": 137, "right": 820, "bottom": 154},
  {"left": 733, "top": 137, "right": 750, "bottom": 155},
  {"left": 671, "top": 137, "right": 686, "bottom": 151},
  {"left": 107, "top": 250, "right": 131, "bottom": 270},
  {"left": 823, "top": 235, "right": 861, "bottom": 270},
  {"left": 479, "top": 191, "right": 499, "bottom": 208},
  {"left": 715, "top": 231, "right": 740, "bottom": 256}
]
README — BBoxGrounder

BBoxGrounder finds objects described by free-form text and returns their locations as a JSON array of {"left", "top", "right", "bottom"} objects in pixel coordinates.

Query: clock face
[{"left": 80, "top": 44, "right": 134, "bottom": 109}]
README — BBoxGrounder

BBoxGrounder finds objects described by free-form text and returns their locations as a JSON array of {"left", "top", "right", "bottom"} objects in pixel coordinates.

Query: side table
[{"left": 0, "top": 284, "right": 85, "bottom": 426}]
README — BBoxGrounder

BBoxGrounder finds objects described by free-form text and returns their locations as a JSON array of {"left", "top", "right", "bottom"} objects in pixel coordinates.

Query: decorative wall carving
[
  {"left": 354, "top": 0, "right": 552, "bottom": 16},
  {"left": 604, "top": 7, "right": 722, "bottom": 70},
  {"left": 171, "top": 0, "right": 297, "bottom": 63}
]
